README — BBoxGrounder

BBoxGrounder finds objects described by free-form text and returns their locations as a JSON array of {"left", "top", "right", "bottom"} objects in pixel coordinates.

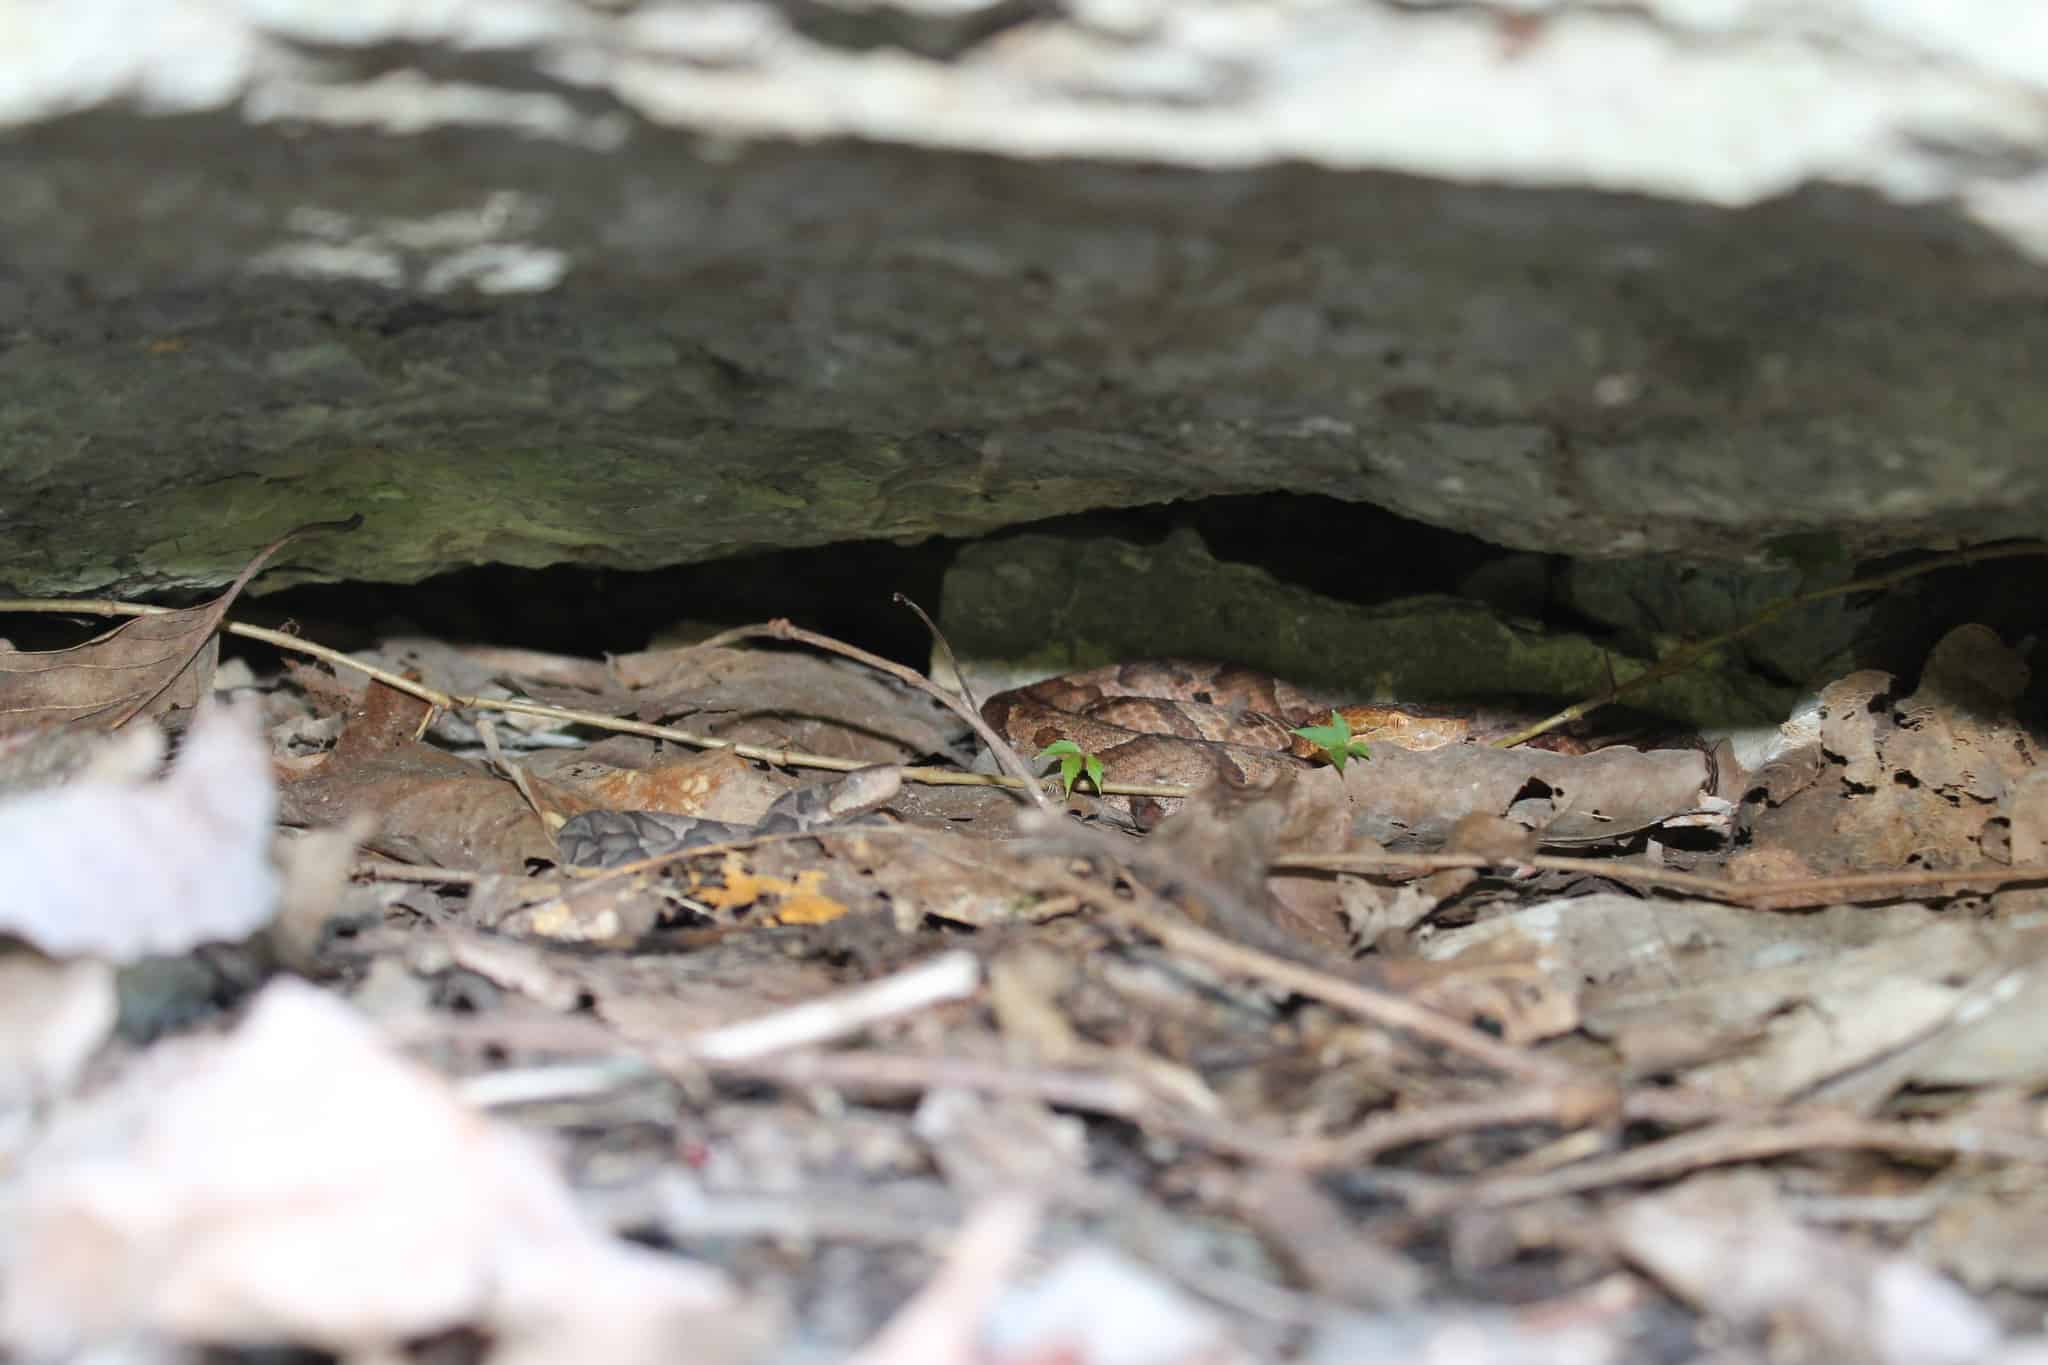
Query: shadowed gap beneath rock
[{"left": 223, "top": 494, "right": 1524, "bottom": 669}]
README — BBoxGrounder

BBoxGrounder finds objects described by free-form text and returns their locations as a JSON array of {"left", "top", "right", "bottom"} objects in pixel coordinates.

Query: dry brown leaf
[
  {"left": 1145, "top": 770, "right": 1357, "bottom": 962},
  {"left": 1819, "top": 669, "right": 1895, "bottom": 790},
  {"left": 1758, "top": 630, "right": 2045, "bottom": 878},
  {"left": 1885, "top": 624, "right": 2037, "bottom": 807},
  {"left": 610, "top": 644, "right": 968, "bottom": 765},
  {"left": 279, "top": 679, "right": 552, "bottom": 870},
  {"left": 342, "top": 637, "right": 603, "bottom": 750},
  {"left": 1724, "top": 844, "right": 1823, "bottom": 910},
  {"left": 0, "top": 517, "right": 355, "bottom": 737},
  {"left": 1407, "top": 936, "right": 1578, "bottom": 1046}
]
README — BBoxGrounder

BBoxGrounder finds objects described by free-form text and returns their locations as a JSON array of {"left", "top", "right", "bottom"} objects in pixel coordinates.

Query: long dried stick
[
  {"left": 690, "top": 617, "right": 1055, "bottom": 812},
  {"left": 0, "top": 600, "right": 1094, "bottom": 807},
  {"left": 1273, "top": 848, "right": 2048, "bottom": 907}
]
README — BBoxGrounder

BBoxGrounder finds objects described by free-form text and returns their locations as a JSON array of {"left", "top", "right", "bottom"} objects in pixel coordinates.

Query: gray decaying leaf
[
  {"left": 1614, "top": 1172, "right": 2001, "bottom": 1365},
  {"left": 1342, "top": 741, "right": 1713, "bottom": 850}
]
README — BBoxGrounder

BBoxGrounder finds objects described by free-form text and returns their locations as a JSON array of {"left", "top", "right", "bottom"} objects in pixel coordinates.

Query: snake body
[
  {"left": 559, "top": 660, "right": 1605, "bottom": 863},
  {"left": 982, "top": 659, "right": 1569, "bottom": 822},
  {"left": 555, "top": 765, "right": 902, "bottom": 869}
]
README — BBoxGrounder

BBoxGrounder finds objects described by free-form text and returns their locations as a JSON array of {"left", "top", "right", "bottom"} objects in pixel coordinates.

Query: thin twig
[
  {"left": 350, "top": 858, "right": 487, "bottom": 885},
  {"left": 1258, "top": 1083, "right": 1748, "bottom": 1172},
  {"left": 710, "top": 618, "right": 1055, "bottom": 812},
  {"left": 671, "top": 950, "right": 984, "bottom": 1064},
  {"left": 0, "top": 601, "right": 469, "bottom": 710},
  {"left": 367, "top": 821, "right": 988, "bottom": 906},
  {"left": 456, "top": 1055, "right": 659, "bottom": 1109},
  {"left": 1032, "top": 864, "right": 1590, "bottom": 1089},
  {"left": 893, "top": 591, "right": 979, "bottom": 713},
  {"left": 1004, "top": 781, "right": 1584, "bottom": 1089},
  {"left": 433, "top": 1015, "right": 1734, "bottom": 1184},
  {"left": 1272, "top": 848, "right": 2048, "bottom": 906},
  {"left": 708, "top": 1050, "right": 1162, "bottom": 1117},
  {"left": 0, "top": 599, "right": 1137, "bottom": 806},
  {"left": 1443, "top": 1112, "right": 2048, "bottom": 1210},
  {"left": 1262, "top": 1090, "right": 1617, "bottom": 1170},
  {"left": 474, "top": 714, "right": 548, "bottom": 825},
  {"left": 409, "top": 1003, "right": 1176, "bottom": 1124}
]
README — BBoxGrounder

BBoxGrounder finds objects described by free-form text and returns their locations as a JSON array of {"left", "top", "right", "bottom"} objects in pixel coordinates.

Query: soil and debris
[{"left": 5, "top": 541, "right": 2048, "bottom": 1365}]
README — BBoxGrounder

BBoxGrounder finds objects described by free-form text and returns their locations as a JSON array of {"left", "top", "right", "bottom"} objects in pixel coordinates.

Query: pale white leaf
[
  {"left": 1, "top": 981, "right": 735, "bottom": 1359},
  {"left": 0, "top": 698, "right": 279, "bottom": 961}
]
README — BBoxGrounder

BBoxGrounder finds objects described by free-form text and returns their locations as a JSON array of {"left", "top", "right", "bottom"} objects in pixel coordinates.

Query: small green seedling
[
  {"left": 1037, "top": 739, "right": 1105, "bottom": 797},
  {"left": 1293, "top": 710, "right": 1371, "bottom": 772}
]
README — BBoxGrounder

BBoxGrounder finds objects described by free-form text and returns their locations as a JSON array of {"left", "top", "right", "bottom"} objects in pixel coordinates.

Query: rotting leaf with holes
[
  {"left": 0, "top": 516, "right": 361, "bottom": 737},
  {"left": 1340, "top": 741, "right": 1717, "bottom": 851}
]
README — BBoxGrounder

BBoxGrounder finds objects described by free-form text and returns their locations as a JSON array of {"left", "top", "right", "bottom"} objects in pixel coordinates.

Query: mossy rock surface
[{"left": 942, "top": 529, "right": 1797, "bottom": 729}]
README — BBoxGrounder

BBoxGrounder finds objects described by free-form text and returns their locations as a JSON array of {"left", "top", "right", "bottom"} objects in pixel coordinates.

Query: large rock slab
[{"left": 4, "top": 2, "right": 2048, "bottom": 594}]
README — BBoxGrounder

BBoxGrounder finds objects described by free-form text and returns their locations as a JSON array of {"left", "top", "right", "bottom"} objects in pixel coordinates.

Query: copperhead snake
[
  {"left": 981, "top": 658, "right": 1603, "bottom": 828},
  {"left": 556, "top": 659, "right": 1691, "bottom": 865},
  {"left": 556, "top": 765, "right": 901, "bottom": 869}
]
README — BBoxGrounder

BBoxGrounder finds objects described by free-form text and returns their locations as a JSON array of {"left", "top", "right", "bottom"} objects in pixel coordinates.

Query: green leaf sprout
[
  {"left": 1292, "top": 710, "right": 1372, "bottom": 772},
  {"left": 1037, "top": 739, "right": 1105, "bottom": 797}
]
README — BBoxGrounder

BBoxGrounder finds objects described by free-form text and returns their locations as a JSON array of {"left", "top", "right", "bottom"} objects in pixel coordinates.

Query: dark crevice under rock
[
  {"left": 220, "top": 495, "right": 2048, "bottom": 733},
  {"left": 5, "top": 113, "right": 2046, "bottom": 602}
]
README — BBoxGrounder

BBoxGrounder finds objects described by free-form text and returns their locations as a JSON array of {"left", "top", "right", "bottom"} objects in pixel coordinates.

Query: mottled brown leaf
[
  {"left": 0, "top": 517, "right": 358, "bottom": 737},
  {"left": 279, "top": 677, "right": 552, "bottom": 871}
]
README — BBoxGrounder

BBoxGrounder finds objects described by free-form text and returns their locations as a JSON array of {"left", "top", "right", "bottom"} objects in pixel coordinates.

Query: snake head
[{"left": 820, "top": 764, "right": 902, "bottom": 819}]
